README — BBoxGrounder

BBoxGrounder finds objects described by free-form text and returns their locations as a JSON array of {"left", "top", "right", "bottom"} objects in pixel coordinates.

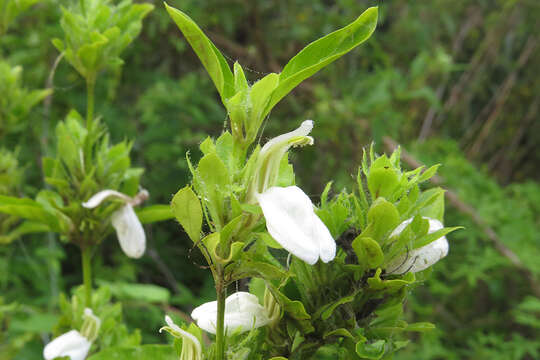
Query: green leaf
[
  {"left": 0, "top": 221, "right": 51, "bottom": 244},
  {"left": 355, "top": 339, "right": 385, "bottom": 359},
  {"left": 417, "top": 164, "right": 441, "bottom": 183},
  {"left": 315, "top": 293, "right": 357, "bottom": 320},
  {"left": 171, "top": 186, "right": 203, "bottom": 242},
  {"left": 405, "top": 322, "right": 436, "bottom": 332},
  {"left": 264, "top": 7, "right": 378, "bottom": 117},
  {"left": 247, "top": 73, "right": 279, "bottom": 139},
  {"left": 136, "top": 205, "right": 174, "bottom": 224},
  {"left": 233, "top": 61, "right": 248, "bottom": 93},
  {"left": 165, "top": 3, "right": 234, "bottom": 101},
  {"left": 413, "top": 226, "right": 462, "bottom": 249},
  {"left": 87, "top": 345, "right": 177, "bottom": 360},
  {"left": 367, "top": 167, "right": 399, "bottom": 200},
  {"left": 196, "top": 152, "right": 230, "bottom": 228},
  {"left": 99, "top": 282, "right": 170, "bottom": 303},
  {"left": 352, "top": 236, "right": 384, "bottom": 269},
  {"left": 363, "top": 198, "right": 400, "bottom": 242},
  {"left": 323, "top": 328, "right": 354, "bottom": 339},
  {"left": 0, "top": 195, "right": 59, "bottom": 231},
  {"left": 367, "top": 268, "right": 415, "bottom": 293}
]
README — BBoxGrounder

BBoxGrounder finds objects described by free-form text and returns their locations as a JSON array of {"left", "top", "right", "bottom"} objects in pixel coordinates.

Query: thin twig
[
  {"left": 467, "top": 36, "right": 537, "bottom": 158},
  {"left": 418, "top": 7, "right": 483, "bottom": 141}
]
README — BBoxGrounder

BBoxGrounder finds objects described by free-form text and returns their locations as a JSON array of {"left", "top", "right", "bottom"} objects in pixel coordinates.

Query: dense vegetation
[{"left": 1, "top": 0, "right": 538, "bottom": 359}]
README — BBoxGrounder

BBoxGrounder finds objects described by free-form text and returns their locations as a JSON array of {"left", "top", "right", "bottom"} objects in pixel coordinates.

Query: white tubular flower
[
  {"left": 248, "top": 120, "right": 314, "bottom": 199},
  {"left": 256, "top": 186, "right": 336, "bottom": 265},
  {"left": 386, "top": 217, "right": 449, "bottom": 274},
  {"left": 159, "top": 316, "right": 202, "bottom": 360},
  {"left": 82, "top": 189, "right": 147, "bottom": 258},
  {"left": 43, "top": 330, "right": 91, "bottom": 360},
  {"left": 191, "top": 292, "right": 271, "bottom": 334}
]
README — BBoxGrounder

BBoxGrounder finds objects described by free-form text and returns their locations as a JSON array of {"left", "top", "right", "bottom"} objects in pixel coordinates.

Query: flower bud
[{"left": 386, "top": 217, "right": 449, "bottom": 274}]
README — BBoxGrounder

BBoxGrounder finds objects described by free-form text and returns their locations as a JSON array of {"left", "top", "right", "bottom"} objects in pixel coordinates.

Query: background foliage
[{"left": 0, "top": 0, "right": 538, "bottom": 359}]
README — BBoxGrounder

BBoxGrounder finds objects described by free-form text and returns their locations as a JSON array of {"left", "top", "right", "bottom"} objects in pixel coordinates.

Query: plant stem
[
  {"left": 86, "top": 76, "right": 95, "bottom": 130},
  {"left": 215, "top": 278, "right": 226, "bottom": 360},
  {"left": 81, "top": 246, "right": 93, "bottom": 308}
]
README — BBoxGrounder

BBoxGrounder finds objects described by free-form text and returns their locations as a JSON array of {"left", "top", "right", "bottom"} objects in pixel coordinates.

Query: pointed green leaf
[
  {"left": 264, "top": 7, "right": 378, "bottom": 117},
  {"left": 165, "top": 3, "right": 234, "bottom": 101}
]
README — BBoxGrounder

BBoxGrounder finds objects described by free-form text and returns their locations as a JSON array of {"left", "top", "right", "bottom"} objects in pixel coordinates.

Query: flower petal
[
  {"left": 160, "top": 315, "right": 202, "bottom": 357},
  {"left": 250, "top": 120, "right": 314, "bottom": 195},
  {"left": 43, "top": 330, "right": 91, "bottom": 360},
  {"left": 82, "top": 189, "right": 131, "bottom": 208},
  {"left": 259, "top": 120, "right": 314, "bottom": 157},
  {"left": 386, "top": 218, "right": 449, "bottom": 274},
  {"left": 111, "top": 205, "right": 146, "bottom": 258},
  {"left": 256, "top": 186, "right": 335, "bottom": 265},
  {"left": 191, "top": 292, "right": 270, "bottom": 334}
]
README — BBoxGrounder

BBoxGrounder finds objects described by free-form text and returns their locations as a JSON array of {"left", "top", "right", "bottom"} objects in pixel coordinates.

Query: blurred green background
[{"left": 1, "top": 0, "right": 539, "bottom": 359}]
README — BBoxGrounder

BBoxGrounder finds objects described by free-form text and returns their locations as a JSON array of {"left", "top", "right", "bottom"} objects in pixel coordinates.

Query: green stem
[
  {"left": 86, "top": 76, "right": 95, "bottom": 130},
  {"left": 81, "top": 246, "right": 93, "bottom": 308},
  {"left": 215, "top": 278, "right": 226, "bottom": 360}
]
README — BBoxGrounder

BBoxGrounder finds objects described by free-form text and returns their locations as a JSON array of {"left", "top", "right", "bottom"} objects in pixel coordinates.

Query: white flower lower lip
[
  {"left": 386, "top": 217, "right": 449, "bottom": 274},
  {"left": 191, "top": 292, "right": 271, "bottom": 334},
  {"left": 43, "top": 330, "right": 92, "bottom": 360},
  {"left": 82, "top": 189, "right": 146, "bottom": 258},
  {"left": 256, "top": 185, "right": 336, "bottom": 265}
]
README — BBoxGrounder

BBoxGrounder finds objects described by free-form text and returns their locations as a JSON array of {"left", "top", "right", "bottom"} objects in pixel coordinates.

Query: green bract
[{"left": 52, "top": 0, "right": 153, "bottom": 81}]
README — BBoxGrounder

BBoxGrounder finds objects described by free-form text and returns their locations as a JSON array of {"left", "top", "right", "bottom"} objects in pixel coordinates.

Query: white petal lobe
[
  {"left": 162, "top": 315, "right": 202, "bottom": 355},
  {"left": 257, "top": 186, "right": 336, "bottom": 265},
  {"left": 191, "top": 292, "right": 270, "bottom": 334},
  {"left": 111, "top": 205, "right": 146, "bottom": 258},
  {"left": 43, "top": 330, "right": 91, "bottom": 360},
  {"left": 259, "top": 120, "right": 314, "bottom": 157}
]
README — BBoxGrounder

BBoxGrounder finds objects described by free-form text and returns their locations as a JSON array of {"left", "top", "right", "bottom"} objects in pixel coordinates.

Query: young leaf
[
  {"left": 165, "top": 3, "right": 234, "bottom": 101},
  {"left": 263, "top": 6, "right": 378, "bottom": 117},
  {"left": 171, "top": 186, "right": 203, "bottom": 242},
  {"left": 136, "top": 205, "right": 174, "bottom": 224}
]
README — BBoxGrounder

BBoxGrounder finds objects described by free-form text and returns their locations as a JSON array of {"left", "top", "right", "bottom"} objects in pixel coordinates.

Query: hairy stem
[
  {"left": 86, "top": 76, "right": 95, "bottom": 130},
  {"left": 81, "top": 246, "right": 93, "bottom": 308},
  {"left": 215, "top": 277, "right": 226, "bottom": 360}
]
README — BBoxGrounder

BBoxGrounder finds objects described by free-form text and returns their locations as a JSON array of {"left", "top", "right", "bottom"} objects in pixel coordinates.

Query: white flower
[
  {"left": 159, "top": 316, "right": 202, "bottom": 360},
  {"left": 256, "top": 186, "right": 336, "bottom": 265},
  {"left": 82, "top": 189, "right": 147, "bottom": 258},
  {"left": 248, "top": 120, "right": 314, "bottom": 200},
  {"left": 43, "top": 330, "right": 91, "bottom": 360},
  {"left": 386, "top": 217, "right": 449, "bottom": 274},
  {"left": 191, "top": 292, "right": 271, "bottom": 334}
]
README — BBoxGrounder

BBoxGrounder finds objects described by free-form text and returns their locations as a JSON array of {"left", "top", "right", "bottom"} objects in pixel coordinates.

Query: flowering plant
[{"left": 0, "top": 1, "right": 461, "bottom": 359}]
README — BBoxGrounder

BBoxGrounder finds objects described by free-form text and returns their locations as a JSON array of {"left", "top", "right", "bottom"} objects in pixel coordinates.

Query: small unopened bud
[{"left": 263, "top": 287, "right": 281, "bottom": 326}]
